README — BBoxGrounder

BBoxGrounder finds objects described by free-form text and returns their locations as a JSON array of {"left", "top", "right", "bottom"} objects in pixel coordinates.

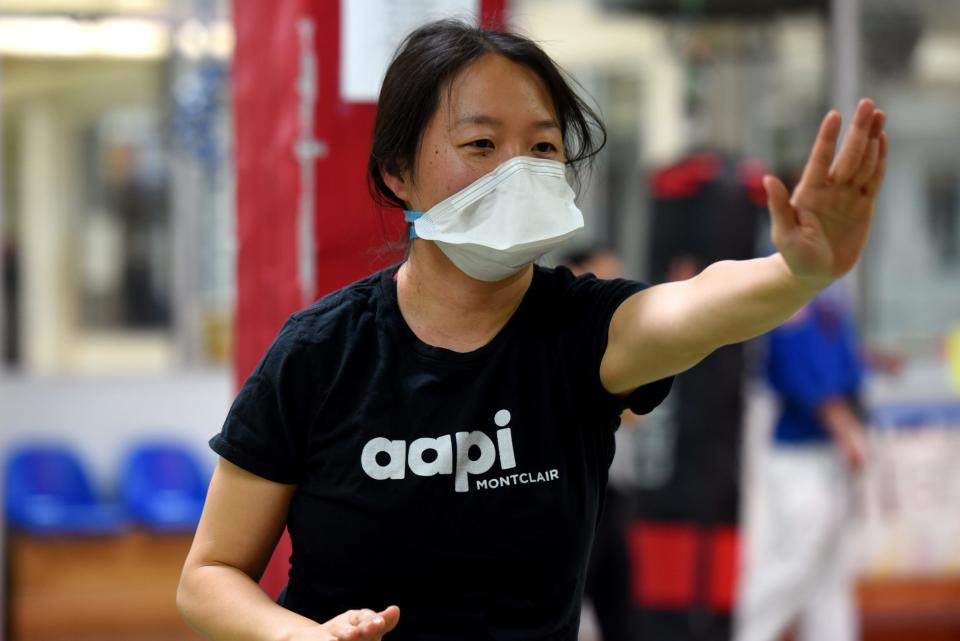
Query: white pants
[{"left": 735, "top": 446, "right": 860, "bottom": 641}]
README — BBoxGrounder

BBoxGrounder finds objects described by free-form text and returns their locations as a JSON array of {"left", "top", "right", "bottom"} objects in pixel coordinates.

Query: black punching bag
[{"left": 628, "top": 151, "right": 765, "bottom": 641}]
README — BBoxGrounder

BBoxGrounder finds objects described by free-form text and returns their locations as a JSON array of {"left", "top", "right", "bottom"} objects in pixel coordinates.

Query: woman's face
[{"left": 387, "top": 53, "right": 564, "bottom": 212}]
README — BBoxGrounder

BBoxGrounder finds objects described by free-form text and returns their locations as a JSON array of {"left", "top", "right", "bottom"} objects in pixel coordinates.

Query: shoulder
[
  {"left": 532, "top": 264, "right": 648, "bottom": 309},
  {"left": 256, "top": 268, "right": 393, "bottom": 376},
  {"left": 285, "top": 267, "right": 393, "bottom": 343},
  {"left": 530, "top": 265, "right": 651, "bottom": 353}
]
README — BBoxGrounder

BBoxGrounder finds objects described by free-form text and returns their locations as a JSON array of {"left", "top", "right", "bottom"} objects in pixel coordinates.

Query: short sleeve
[
  {"left": 619, "top": 375, "right": 675, "bottom": 415},
  {"left": 554, "top": 266, "right": 674, "bottom": 419},
  {"left": 210, "top": 318, "right": 308, "bottom": 484}
]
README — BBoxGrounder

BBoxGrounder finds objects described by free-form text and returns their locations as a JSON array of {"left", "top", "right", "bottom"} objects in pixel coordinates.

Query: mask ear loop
[{"left": 403, "top": 210, "right": 422, "bottom": 239}]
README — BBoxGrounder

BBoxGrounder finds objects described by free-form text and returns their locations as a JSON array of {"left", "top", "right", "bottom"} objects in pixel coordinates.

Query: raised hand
[{"left": 764, "top": 98, "right": 888, "bottom": 289}]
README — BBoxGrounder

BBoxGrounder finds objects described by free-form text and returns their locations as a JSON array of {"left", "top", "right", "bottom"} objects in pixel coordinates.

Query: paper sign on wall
[{"left": 341, "top": 0, "right": 480, "bottom": 103}]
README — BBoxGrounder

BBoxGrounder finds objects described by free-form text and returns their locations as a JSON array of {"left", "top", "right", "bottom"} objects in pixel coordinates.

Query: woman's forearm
[
  {"left": 602, "top": 253, "right": 825, "bottom": 392},
  {"left": 683, "top": 253, "right": 821, "bottom": 354},
  {"left": 177, "top": 562, "right": 318, "bottom": 641}
]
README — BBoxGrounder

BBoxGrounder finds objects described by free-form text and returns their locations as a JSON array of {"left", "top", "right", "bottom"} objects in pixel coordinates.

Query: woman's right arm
[{"left": 177, "top": 458, "right": 398, "bottom": 641}]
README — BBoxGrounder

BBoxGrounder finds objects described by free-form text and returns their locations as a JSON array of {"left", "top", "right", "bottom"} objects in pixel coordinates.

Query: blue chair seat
[
  {"left": 121, "top": 442, "right": 208, "bottom": 533},
  {"left": 13, "top": 498, "right": 125, "bottom": 536},
  {"left": 136, "top": 489, "right": 204, "bottom": 532},
  {"left": 5, "top": 444, "right": 125, "bottom": 536}
]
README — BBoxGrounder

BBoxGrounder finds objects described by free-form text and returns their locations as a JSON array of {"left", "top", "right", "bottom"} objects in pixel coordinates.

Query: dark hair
[{"left": 367, "top": 19, "right": 607, "bottom": 210}]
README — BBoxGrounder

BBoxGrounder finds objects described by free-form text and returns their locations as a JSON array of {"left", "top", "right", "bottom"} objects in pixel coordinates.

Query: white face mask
[{"left": 404, "top": 156, "right": 584, "bottom": 281}]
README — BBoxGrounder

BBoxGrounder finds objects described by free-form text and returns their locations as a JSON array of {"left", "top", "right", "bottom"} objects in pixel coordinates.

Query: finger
[
  {"left": 354, "top": 609, "right": 377, "bottom": 623},
  {"left": 335, "top": 624, "right": 362, "bottom": 640},
  {"left": 352, "top": 609, "right": 382, "bottom": 637},
  {"left": 868, "top": 109, "right": 886, "bottom": 139},
  {"left": 355, "top": 620, "right": 386, "bottom": 640},
  {"left": 862, "top": 132, "right": 888, "bottom": 197},
  {"left": 343, "top": 606, "right": 399, "bottom": 641},
  {"left": 853, "top": 137, "right": 880, "bottom": 187},
  {"left": 829, "top": 98, "right": 876, "bottom": 184},
  {"left": 378, "top": 606, "right": 401, "bottom": 633},
  {"left": 764, "top": 175, "right": 796, "bottom": 235},
  {"left": 801, "top": 110, "right": 842, "bottom": 186},
  {"left": 855, "top": 110, "right": 885, "bottom": 187}
]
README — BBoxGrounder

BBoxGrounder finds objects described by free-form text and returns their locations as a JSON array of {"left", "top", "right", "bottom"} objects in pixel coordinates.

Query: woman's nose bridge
[{"left": 498, "top": 146, "right": 533, "bottom": 163}]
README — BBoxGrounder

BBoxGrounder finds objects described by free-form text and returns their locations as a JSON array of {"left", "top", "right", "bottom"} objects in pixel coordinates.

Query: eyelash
[{"left": 465, "top": 139, "right": 558, "bottom": 154}]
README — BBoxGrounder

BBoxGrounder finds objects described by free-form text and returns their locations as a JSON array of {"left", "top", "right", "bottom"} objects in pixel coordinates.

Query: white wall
[
  {"left": 0, "top": 368, "right": 232, "bottom": 494},
  {"left": 0, "top": 367, "right": 233, "bottom": 634}
]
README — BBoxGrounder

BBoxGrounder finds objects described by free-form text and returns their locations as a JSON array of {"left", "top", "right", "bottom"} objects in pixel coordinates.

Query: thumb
[
  {"left": 379, "top": 606, "right": 400, "bottom": 634},
  {"left": 763, "top": 175, "right": 797, "bottom": 238}
]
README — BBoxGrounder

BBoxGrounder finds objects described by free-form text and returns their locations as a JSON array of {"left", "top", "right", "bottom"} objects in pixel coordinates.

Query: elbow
[
  {"left": 670, "top": 327, "right": 714, "bottom": 372},
  {"left": 667, "top": 346, "right": 711, "bottom": 378},
  {"left": 175, "top": 571, "right": 191, "bottom": 623},
  {"left": 685, "top": 347, "right": 711, "bottom": 370},
  {"left": 176, "top": 565, "right": 200, "bottom": 629}
]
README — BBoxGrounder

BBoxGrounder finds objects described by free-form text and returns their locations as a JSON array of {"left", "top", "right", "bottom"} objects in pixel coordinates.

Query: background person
[{"left": 735, "top": 284, "right": 868, "bottom": 641}]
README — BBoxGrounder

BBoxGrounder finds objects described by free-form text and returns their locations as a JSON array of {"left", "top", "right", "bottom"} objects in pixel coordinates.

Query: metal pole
[
  {"left": 0, "top": 38, "right": 7, "bottom": 641},
  {"left": 295, "top": 17, "right": 328, "bottom": 308},
  {"left": 831, "top": 0, "right": 861, "bottom": 119},
  {"left": 831, "top": 0, "right": 866, "bottom": 320},
  {"left": 0, "top": 56, "right": 6, "bottom": 375}
]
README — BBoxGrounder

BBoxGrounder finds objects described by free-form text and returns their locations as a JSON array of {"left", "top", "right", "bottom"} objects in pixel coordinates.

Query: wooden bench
[{"left": 7, "top": 531, "right": 204, "bottom": 641}]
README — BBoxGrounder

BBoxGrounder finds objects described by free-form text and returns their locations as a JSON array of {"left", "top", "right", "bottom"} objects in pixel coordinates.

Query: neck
[{"left": 396, "top": 240, "right": 532, "bottom": 352}]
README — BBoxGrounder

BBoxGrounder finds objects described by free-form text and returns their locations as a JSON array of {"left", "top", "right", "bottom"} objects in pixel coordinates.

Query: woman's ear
[{"left": 381, "top": 164, "right": 412, "bottom": 205}]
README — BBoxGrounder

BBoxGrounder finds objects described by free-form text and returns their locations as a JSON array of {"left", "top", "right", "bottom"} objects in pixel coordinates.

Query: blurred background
[{"left": 0, "top": 0, "right": 957, "bottom": 640}]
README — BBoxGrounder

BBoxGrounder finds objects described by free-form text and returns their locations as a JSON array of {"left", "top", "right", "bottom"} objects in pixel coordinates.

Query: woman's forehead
[
  {"left": 450, "top": 112, "right": 560, "bottom": 134},
  {"left": 439, "top": 54, "right": 560, "bottom": 127}
]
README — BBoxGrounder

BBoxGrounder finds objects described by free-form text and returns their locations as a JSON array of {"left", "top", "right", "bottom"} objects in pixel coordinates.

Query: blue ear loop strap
[{"left": 404, "top": 210, "right": 422, "bottom": 239}]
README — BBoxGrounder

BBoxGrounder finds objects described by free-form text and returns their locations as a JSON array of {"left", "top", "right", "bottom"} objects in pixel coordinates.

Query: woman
[{"left": 177, "top": 19, "right": 887, "bottom": 641}]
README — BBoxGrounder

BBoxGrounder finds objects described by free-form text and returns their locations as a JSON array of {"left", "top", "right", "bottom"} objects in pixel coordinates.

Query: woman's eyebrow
[{"left": 454, "top": 113, "right": 560, "bottom": 131}]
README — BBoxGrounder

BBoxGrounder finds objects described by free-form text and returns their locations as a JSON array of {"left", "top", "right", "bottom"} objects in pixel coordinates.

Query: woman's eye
[
  {"left": 467, "top": 139, "right": 495, "bottom": 149},
  {"left": 533, "top": 142, "right": 558, "bottom": 153}
]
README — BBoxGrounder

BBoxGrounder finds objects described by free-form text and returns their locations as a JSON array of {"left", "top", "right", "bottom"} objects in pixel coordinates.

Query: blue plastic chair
[
  {"left": 4, "top": 444, "right": 125, "bottom": 536},
  {"left": 120, "top": 442, "right": 208, "bottom": 533}
]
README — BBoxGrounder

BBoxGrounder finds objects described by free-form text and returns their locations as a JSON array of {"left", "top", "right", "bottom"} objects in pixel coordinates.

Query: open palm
[
  {"left": 764, "top": 99, "right": 888, "bottom": 288},
  {"left": 286, "top": 606, "right": 400, "bottom": 641}
]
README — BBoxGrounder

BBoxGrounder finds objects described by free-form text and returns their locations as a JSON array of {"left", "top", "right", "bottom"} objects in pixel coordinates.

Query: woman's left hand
[
  {"left": 322, "top": 606, "right": 400, "bottom": 641},
  {"left": 764, "top": 98, "right": 888, "bottom": 289}
]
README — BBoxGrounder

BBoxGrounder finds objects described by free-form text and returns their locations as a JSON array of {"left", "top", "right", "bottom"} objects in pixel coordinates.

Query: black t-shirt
[{"left": 211, "top": 264, "right": 673, "bottom": 641}]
